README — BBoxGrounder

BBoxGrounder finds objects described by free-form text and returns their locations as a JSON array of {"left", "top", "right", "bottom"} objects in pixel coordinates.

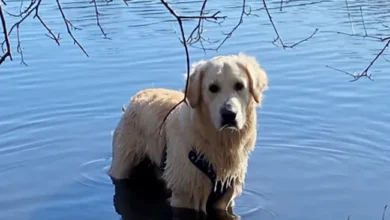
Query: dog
[{"left": 107, "top": 53, "right": 268, "bottom": 215}]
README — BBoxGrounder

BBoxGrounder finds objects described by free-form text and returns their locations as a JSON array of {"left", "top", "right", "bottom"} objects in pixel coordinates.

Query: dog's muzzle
[{"left": 220, "top": 104, "right": 237, "bottom": 129}]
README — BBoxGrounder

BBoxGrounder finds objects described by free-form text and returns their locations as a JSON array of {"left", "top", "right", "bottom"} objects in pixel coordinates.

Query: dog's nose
[{"left": 220, "top": 107, "right": 237, "bottom": 126}]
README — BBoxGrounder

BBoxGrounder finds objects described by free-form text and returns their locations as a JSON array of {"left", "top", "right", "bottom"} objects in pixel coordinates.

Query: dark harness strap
[
  {"left": 188, "top": 149, "right": 230, "bottom": 207},
  {"left": 160, "top": 144, "right": 168, "bottom": 172},
  {"left": 160, "top": 145, "right": 229, "bottom": 207}
]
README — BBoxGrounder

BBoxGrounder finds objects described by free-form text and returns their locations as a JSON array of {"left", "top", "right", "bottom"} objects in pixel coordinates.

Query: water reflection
[{"left": 112, "top": 158, "right": 240, "bottom": 220}]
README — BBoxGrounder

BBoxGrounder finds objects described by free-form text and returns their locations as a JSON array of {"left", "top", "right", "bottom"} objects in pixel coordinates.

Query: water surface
[{"left": 1, "top": 0, "right": 390, "bottom": 220}]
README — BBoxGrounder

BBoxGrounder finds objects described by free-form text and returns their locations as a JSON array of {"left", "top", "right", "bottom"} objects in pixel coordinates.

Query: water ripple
[
  {"left": 76, "top": 157, "right": 113, "bottom": 190},
  {"left": 236, "top": 188, "right": 279, "bottom": 220}
]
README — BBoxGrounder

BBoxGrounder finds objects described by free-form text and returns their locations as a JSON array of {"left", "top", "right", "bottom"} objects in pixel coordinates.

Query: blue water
[{"left": 1, "top": 0, "right": 389, "bottom": 219}]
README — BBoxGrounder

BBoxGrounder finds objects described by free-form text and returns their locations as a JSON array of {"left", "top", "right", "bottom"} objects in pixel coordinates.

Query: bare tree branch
[
  {"left": 180, "top": 12, "right": 225, "bottom": 20},
  {"left": 3, "top": 0, "right": 36, "bottom": 18},
  {"left": 1, "top": 0, "right": 87, "bottom": 64},
  {"left": 279, "top": 0, "right": 283, "bottom": 11},
  {"left": 345, "top": 0, "right": 355, "bottom": 34},
  {"left": 283, "top": 28, "right": 318, "bottom": 48},
  {"left": 0, "top": 4, "right": 12, "bottom": 65},
  {"left": 323, "top": 30, "right": 389, "bottom": 41},
  {"left": 327, "top": 40, "right": 390, "bottom": 82},
  {"left": 1, "top": 0, "right": 61, "bottom": 64},
  {"left": 55, "top": 0, "right": 88, "bottom": 57},
  {"left": 90, "top": 0, "right": 110, "bottom": 39},
  {"left": 325, "top": 65, "right": 357, "bottom": 79},
  {"left": 187, "top": 0, "right": 252, "bottom": 52},
  {"left": 123, "top": 0, "right": 130, "bottom": 6},
  {"left": 326, "top": 4, "right": 390, "bottom": 81},
  {"left": 34, "top": 4, "right": 60, "bottom": 45},
  {"left": 158, "top": 0, "right": 225, "bottom": 134},
  {"left": 158, "top": 0, "right": 201, "bottom": 132},
  {"left": 262, "top": 0, "right": 317, "bottom": 49},
  {"left": 1, "top": 0, "right": 319, "bottom": 68},
  {"left": 359, "top": 6, "right": 367, "bottom": 36},
  {"left": 381, "top": 205, "right": 388, "bottom": 220},
  {"left": 186, "top": 0, "right": 210, "bottom": 51},
  {"left": 353, "top": 39, "right": 390, "bottom": 81},
  {"left": 16, "top": 23, "right": 27, "bottom": 66},
  {"left": 215, "top": 0, "right": 247, "bottom": 51},
  {"left": 6, "top": 0, "right": 40, "bottom": 38}
]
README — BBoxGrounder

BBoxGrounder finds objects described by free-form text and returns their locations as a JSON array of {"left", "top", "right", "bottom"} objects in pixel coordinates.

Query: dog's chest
[{"left": 161, "top": 143, "right": 231, "bottom": 206}]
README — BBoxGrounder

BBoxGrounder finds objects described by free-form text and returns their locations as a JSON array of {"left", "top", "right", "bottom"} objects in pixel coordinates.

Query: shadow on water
[{"left": 112, "top": 158, "right": 240, "bottom": 220}]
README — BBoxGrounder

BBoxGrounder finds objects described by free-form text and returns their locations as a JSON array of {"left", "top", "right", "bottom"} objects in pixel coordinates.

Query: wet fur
[{"left": 107, "top": 53, "right": 268, "bottom": 214}]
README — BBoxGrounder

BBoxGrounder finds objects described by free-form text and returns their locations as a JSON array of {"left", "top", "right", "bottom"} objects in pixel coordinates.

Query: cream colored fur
[{"left": 107, "top": 53, "right": 268, "bottom": 214}]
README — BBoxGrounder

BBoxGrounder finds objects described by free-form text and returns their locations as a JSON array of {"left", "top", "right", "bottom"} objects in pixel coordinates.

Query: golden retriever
[{"left": 107, "top": 53, "right": 268, "bottom": 215}]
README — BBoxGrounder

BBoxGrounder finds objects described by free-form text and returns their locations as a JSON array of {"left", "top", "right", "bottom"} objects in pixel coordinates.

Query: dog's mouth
[{"left": 219, "top": 121, "right": 238, "bottom": 131}]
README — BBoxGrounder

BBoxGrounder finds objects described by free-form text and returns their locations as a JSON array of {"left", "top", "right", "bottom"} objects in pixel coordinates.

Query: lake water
[{"left": 1, "top": 0, "right": 389, "bottom": 219}]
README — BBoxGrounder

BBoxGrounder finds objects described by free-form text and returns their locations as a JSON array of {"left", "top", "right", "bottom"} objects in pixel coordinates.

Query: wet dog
[{"left": 107, "top": 53, "right": 268, "bottom": 215}]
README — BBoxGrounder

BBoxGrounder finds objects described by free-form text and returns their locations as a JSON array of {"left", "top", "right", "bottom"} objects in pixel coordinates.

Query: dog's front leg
[{"left": 212, "top": 182, "right": 243, "bottom": 211}]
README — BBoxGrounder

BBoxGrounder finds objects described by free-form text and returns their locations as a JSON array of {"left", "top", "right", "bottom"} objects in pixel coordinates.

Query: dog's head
[{"left": 185, "top": 53, "right": 268, "bottom": 131}]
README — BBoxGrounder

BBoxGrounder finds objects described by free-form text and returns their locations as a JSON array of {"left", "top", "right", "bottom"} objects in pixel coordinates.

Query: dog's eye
[
  {"left": 208, "top": 84, "right": 220, "bottom": 93},
  {"left": 234, "top": 82, "right": 244, "bottom": 91}
]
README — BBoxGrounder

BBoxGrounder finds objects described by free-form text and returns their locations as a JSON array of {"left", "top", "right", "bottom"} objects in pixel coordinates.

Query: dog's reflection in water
[{"left": 112, "top": 158, "right": 240, "bottom": 220}]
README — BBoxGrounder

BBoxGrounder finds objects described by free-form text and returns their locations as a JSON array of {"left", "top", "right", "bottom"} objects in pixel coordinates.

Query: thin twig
[
  {"left": 2, "top": 0, "right": 87, "bottom": 63},
  {"left": 16, "top": 24, "right": 27, "bottom": 66},
  {"left": 90, "top": 0, "right": 110, "bottom": 39},
  {"left": 327, "top": 40, "right": 390, "bottom": 82},
  {"left": 1, "top": 0, "right": 62, "bottom": 64},
  {"left": 262, "top": 0, "right": 317, "bottom": 49},
  {"left": 283, "top": 28, "right": 318, "bottom": 48},
  {"left": 345, "top": 0, "right": 355, "bottom": 35},
  {"left": 350, "top": 39, "right": 390, "bottom": 82},
  {"left": 359, "top": 6, "right": 367, "bottom": 36},
  {"left": 0, "top": 4, "right": 12, "bottom": 65},
  {"left": 262, "top": 0, "right": 284, "bottom": 47},
  {"left": 326, "top": 2, "right": 390, "bottom": 81},
  {"left": 34, "top": 5, "right": 60, "bottom": 46},
  {"left": 325, "top": 65, "right": 356, "bottom": 78},
  {"left": 382, "top": 205, "right": 387, "bottom": 220},
  {"left": 123, "top": 0, "right": 130, "bottom": 6},
  {"left": 186, "top": 0, "right": 208, "bottom": 49},
  {"left": 6, "top": 0, "right": 39, "bottom": 38},
  {"left": 158, "top": 0, "right": 191, "bottom": 134},
  {"left": 18, "top": 0, "right": 23, "bottom": 15},
  {"left": 322, "top": 30, "right": 389, "bottom": 41},
  {"left": 20, "top": 0, "right": 36, "bottom": 17},
  {"left": 215, "top": 0, "right": 247, "bottom": 51},
  {"left": 279, "top": 0, "right": 283, "bottom": 11},
  {"left": 186, "top": 0, "right": 248, "bottom": 52},
  {"left": 55, "top": 0, "right": 89, "bottom": 57},
  {"left": 4, "top": 0, "right": 36, "bottom": 18},
  {"left": 180, "top": 12, "right": 225, "bottom": 20}
]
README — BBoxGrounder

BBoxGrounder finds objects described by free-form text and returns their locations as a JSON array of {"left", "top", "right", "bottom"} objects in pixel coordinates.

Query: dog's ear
[
  {"left": 185, "top": 60, "right": 206, "bottom": 108},
  {"left": 237, "top": 53, "right": 268, "bottom": 105}
]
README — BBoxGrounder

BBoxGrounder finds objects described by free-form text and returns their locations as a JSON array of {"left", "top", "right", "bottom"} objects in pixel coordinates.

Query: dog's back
[{"left": 108, "top": 88, "right": 184, "bottom": 180}]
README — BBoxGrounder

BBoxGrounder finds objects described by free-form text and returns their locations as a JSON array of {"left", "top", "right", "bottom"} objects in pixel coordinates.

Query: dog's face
[{"left": 186, "top": 53, "right": 268, "bottom": 131}]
